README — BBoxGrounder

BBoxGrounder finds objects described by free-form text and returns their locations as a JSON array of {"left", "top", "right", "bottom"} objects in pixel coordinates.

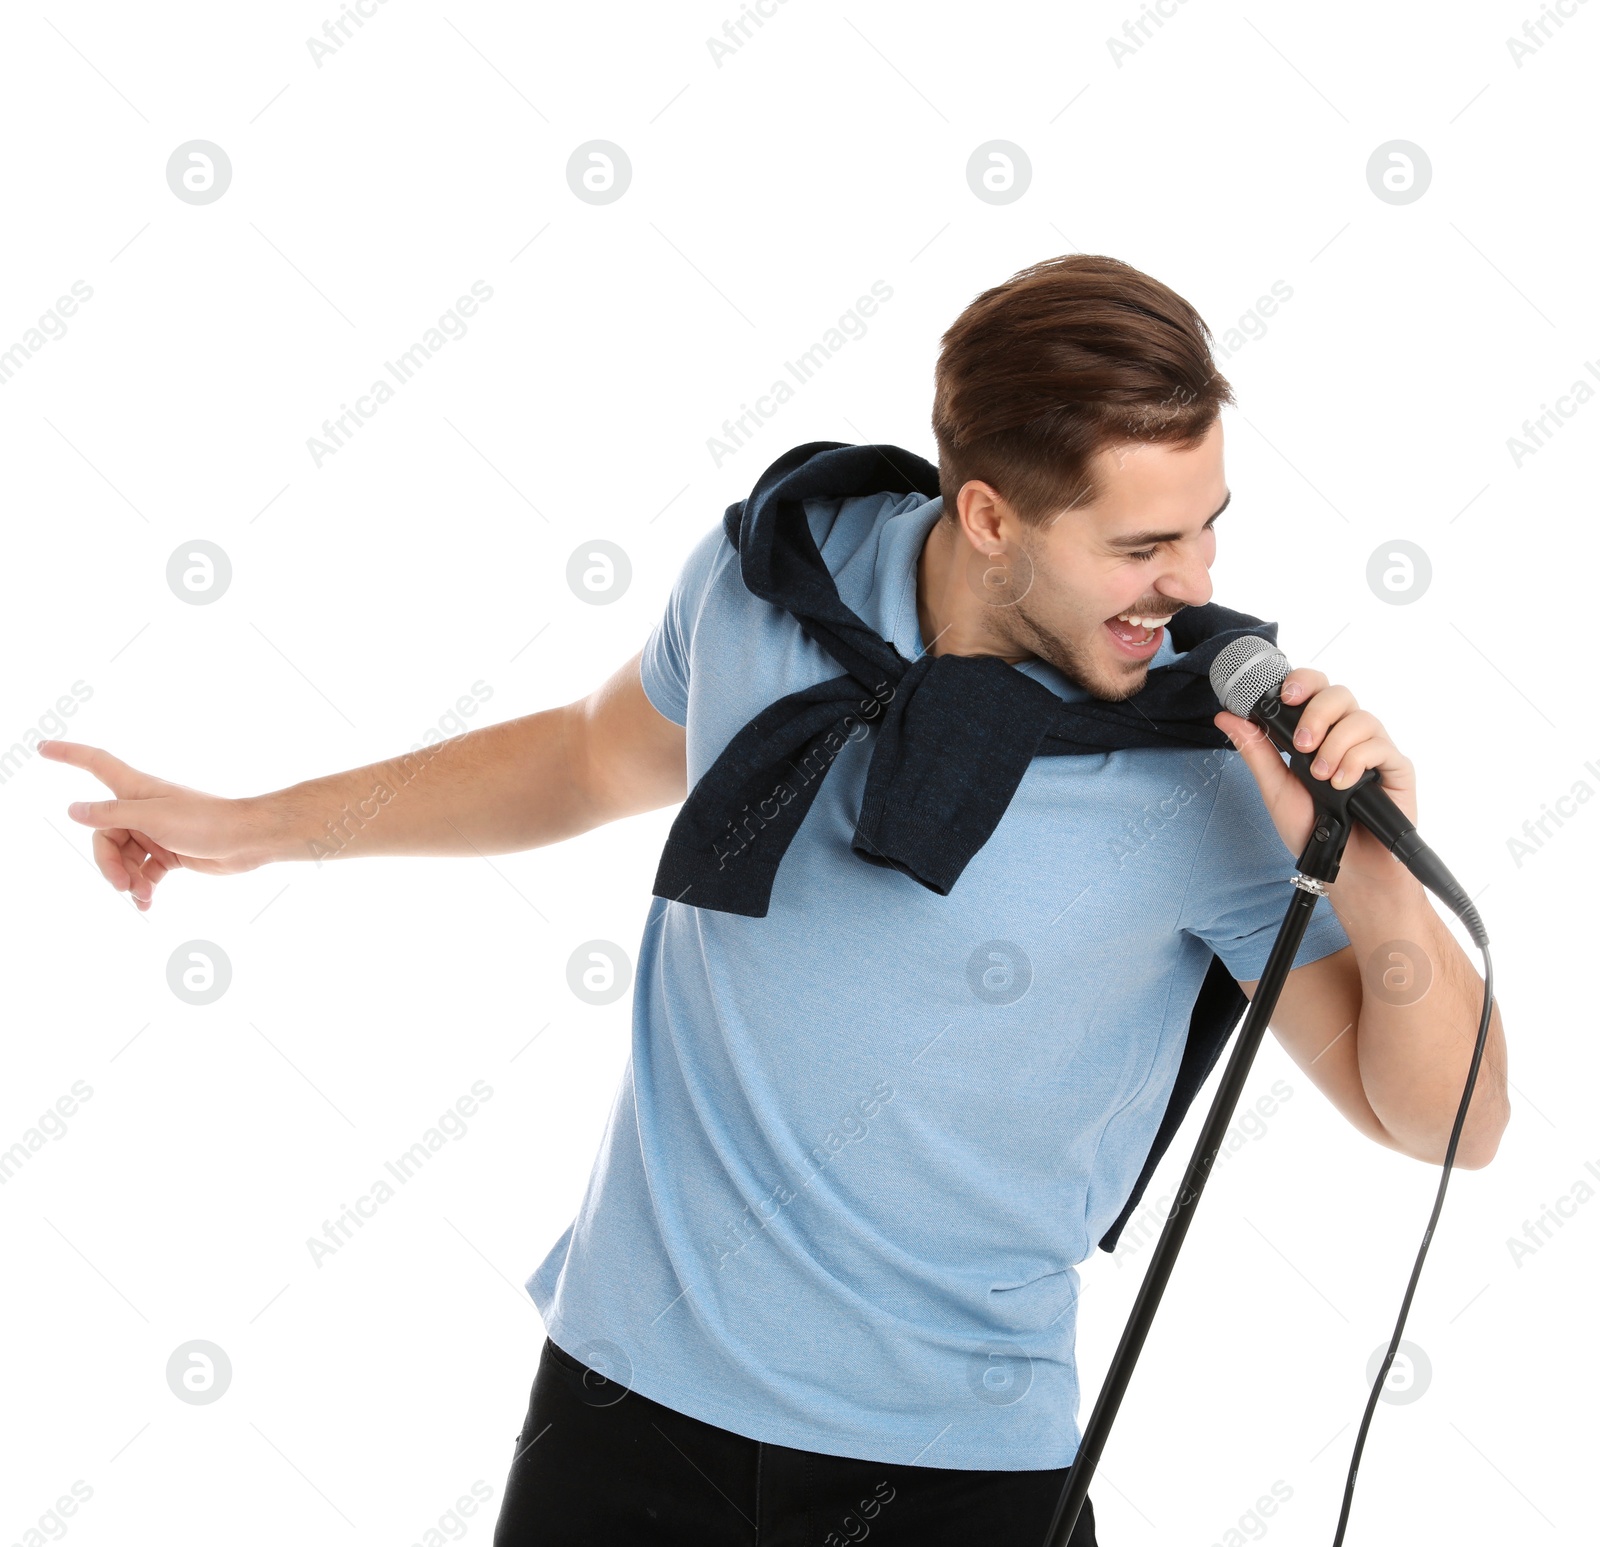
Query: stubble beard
[
  {"left": 990, "top": 526, "right": 1152, "bottom": 704},
  {"left": 1002, "top": 598, "right": 1150, "bottom": 702}
]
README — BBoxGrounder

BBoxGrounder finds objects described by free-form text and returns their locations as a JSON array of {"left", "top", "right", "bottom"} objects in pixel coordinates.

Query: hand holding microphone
[{"left": 1209, "top": 636, "right": 1486, "bottom": 947}]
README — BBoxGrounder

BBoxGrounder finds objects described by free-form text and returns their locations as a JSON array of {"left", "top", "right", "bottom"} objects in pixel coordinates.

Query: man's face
[{"left": 988, "top": 420, "right": 1228, "bottom": 701}]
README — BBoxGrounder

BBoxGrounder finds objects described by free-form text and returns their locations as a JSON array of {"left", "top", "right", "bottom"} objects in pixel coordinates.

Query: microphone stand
[{"left": 1044, "top": 799, "right": 1357, "bottom": 1547}]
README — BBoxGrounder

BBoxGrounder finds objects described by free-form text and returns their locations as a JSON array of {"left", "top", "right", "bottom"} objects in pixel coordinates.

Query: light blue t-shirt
[{"left": 527, "top": 486, "right": 1350, "bottom": 1470}]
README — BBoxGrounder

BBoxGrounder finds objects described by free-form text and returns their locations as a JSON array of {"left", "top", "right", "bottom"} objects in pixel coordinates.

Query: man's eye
[{"left": 1128, "top": 548, "right": 1157, "bottom": 562}]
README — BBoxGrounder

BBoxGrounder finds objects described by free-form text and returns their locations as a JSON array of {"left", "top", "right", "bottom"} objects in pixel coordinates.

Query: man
[{"left": 45, "top": 254, "right": 1508, "bottom": 1546}]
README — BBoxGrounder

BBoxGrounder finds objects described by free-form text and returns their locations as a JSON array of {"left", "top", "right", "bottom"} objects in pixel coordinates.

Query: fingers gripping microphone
[{"left": 1210, "top": 637, "right": 1487, "bottom": 948}]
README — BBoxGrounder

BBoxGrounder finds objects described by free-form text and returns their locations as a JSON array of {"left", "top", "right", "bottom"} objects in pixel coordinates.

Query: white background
[{"left": 1, "top": 1, "right": 1595, "bottom": 1543}]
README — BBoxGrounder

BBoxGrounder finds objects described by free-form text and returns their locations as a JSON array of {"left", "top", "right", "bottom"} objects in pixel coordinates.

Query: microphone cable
[
  {"left": 1208, "top": 633, "right": 1504, "bottom": 1538},
  {"left": 1045, "top": 636, "right": 1503, "bottom": 1545},
  {"left": 1330, "top": 939, "right": 1496, "bottom": 1544}
]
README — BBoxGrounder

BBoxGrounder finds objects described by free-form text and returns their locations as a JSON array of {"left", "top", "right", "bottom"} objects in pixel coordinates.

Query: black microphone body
[{"left": 1212, "top": 639, "right": 1487, "bottom": 947}]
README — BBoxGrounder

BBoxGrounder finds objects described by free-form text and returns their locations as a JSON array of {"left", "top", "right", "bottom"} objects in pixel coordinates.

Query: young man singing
[{"left": 46, "top": 254, "right": 1508, "bottom": 1546}]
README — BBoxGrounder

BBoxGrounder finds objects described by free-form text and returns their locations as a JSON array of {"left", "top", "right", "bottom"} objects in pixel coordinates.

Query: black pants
[{"left": 492, "top": 1337, "right": 1099, "bottom": 1547}]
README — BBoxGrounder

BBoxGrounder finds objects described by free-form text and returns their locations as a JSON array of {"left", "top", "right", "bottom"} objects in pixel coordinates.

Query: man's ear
[{"left": 954, "top": 480, "right": 1010, "bottom": 552}]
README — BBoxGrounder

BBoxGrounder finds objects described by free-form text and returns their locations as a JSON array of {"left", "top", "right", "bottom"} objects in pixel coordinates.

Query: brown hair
[{"left": 931, "top": 254, "right": 1233, "bottom": 524}]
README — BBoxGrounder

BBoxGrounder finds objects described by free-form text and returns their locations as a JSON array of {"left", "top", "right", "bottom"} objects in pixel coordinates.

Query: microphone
[{"left": 1210, "top": 636, "right": 1487, "bottom": 948}]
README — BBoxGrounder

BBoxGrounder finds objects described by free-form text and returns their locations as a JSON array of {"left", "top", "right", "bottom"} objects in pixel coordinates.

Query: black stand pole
[{"left": 1043, "top": 809, "right": 1355, "bottom": 1547}]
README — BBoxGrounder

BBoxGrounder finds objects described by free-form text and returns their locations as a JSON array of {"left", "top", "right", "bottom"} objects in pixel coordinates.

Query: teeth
[{"left": 1115, "top": 612, "right": 1172, "bottom": 628}]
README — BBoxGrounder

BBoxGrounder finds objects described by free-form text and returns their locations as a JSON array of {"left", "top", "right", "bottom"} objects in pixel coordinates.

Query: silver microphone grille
[{"left": 1209, "top": 635, "right": 1291, "bottom": 718}]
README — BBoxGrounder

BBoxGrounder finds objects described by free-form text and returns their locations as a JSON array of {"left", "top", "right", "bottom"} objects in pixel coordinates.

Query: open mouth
[{"left": 1103, "top": 608, "right": 1174, "bottom": 659}]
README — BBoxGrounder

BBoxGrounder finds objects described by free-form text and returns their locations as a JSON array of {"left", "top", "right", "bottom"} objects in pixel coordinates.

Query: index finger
[
  {"left": 38, "top": 740, "right": 144, "bottom": 793},
  {"left": 1279, "top": 668, "right": 1327, "bottom": 705}
]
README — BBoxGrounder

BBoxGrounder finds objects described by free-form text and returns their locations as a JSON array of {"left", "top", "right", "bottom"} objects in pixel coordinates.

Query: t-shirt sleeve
[
  {"left": 638, "top": 520, "right": 732, "bottom": 727},
  {"left": 1180, "top": 752, "right": 1352, "bottom": 982}
]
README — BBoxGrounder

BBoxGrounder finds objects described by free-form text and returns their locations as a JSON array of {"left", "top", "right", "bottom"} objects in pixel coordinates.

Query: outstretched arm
[{"left": 42, "top": 649, "right": 687, "bottom": 911}]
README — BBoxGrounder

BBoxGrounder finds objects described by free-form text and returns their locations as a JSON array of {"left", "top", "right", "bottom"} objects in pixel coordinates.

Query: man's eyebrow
[{"left": 1107, "top": 489, "right": 1231, "bottom": 547}]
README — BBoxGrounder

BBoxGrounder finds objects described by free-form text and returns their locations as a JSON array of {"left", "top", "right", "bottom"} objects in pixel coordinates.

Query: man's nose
[{"left": 1159, "top": 549, "right": 1213, "bottom": 609}]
